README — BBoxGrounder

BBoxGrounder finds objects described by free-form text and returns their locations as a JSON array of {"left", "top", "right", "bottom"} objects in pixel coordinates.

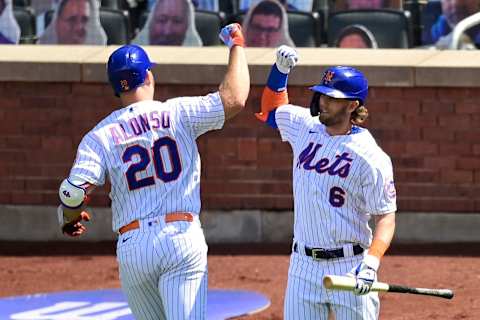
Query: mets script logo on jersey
[
  {"left": 296, "top": 142, "right": 353, "bottom": 177},
  {"left": 322, "top": 70, "right": 335, "bottom": 84}
]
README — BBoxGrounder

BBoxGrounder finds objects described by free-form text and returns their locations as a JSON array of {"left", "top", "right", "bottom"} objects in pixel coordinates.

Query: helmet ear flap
[{"left": 310, "top": 92, "right": 321, "bottom": 117}]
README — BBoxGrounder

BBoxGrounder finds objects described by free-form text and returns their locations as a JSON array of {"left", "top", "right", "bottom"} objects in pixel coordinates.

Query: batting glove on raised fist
[
  {"left": 348, "top": 255, "right": 379, "bottom": 295},
  {"left": 219, "top": 23, "right": 245, "bottom": 49},
  {"left": 276, "top": 45, "right": 298, "bottom": 74}
]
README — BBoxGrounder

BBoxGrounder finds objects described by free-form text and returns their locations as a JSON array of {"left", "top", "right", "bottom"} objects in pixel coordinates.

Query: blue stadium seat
[
  {"left": 13, "top": 0, "right": 30, "bottom": 7},
  {"left": 287, "top": 11, "right": 323, "bottom": 47},
  {"left": 420, "top": 0, "right": 442, "bottom": 45},
  {"left": 138, "top": 9, "right": 149, "bottom": 30},
  {"left": 101, "top": 0, "right": 120, "bottom": 9},
  {"left": 195, "top": 10, "right": 225, "bottom": 46},
  {"left": 13, "top": 7, "right": 36, "bottom": 43},
  {"left": 100, "top": 8, "right": 130, "bottom": 44},
  {"left": 220, "top": 0, "right": 237, "bottom": 15}
]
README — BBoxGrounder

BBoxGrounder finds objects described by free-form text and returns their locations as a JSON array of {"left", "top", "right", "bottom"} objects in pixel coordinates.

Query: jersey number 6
[
  {"left": 122, "top": 137, "right": 182, "bottom": 191},
  {"left": 329, "top": 186, "right": 346, "bottom": 207}
]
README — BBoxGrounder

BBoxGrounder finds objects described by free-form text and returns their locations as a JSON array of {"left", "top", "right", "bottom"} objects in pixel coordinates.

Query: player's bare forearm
[
  {"left": 347, "top": 211, "right": 395, "bottom": 295},
  {"left": 371, "top": 212, "right": 396, "bottom": 258},
  {"left": 220, "top": 43, "right": 250, "bottom": 121},
  {"left": 58, "top": 180, "right": 96, "bottom": 237}
]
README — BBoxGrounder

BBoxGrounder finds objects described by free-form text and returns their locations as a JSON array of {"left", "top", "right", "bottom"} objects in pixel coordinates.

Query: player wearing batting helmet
[
  {"left": 57, "top": 23, "right": 249, "bottom": 319},
  {"left": 256, "top": 46, "right": 397, "bottom": 320}
]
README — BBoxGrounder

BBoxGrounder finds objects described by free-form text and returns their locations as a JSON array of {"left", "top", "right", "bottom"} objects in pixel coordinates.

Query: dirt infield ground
[{"left": 0, "top": 243, "right": 479, "bottom": 319}]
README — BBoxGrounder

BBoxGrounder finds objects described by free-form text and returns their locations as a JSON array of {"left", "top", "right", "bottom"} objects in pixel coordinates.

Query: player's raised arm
[
  {"left": 218, "top": 23, "right": 250, "bottom": 121},
  {"left": 255, "top": 46, "right": 298, "bottom": 128}
]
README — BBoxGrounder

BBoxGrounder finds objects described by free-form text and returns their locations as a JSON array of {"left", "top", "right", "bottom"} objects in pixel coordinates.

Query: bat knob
[{"left": 323, "top": 276, "right": 334, "bottom": 289}]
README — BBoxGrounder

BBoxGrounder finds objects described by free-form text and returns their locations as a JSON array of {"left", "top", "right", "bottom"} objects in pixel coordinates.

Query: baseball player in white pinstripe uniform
[
  {"left": 56, "top": 23, "right": 249, "bottom": 320},
  {"left": 256, "top": 46, "right": 397, "bottom": 319}
]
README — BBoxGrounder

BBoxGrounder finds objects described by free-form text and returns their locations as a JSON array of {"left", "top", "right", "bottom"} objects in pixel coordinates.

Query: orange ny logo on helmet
[
  {"left": 120, "top": 80, "right": 129, "bottom": 91},
  {"left": 322, "top": 70, "right": 335, "bottom": 84}
]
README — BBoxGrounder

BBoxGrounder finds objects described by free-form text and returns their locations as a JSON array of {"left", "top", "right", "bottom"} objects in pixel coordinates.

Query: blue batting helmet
[
  {"left": 107, "top": 45, "right": 154, "bottom": 96},
  {"left": 310, "top": 66, "right": 368, "bottom": 105}
]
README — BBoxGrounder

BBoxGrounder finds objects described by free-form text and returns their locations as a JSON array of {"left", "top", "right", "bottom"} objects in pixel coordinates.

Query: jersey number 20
[{"left": 122, "top": 137, "right": 182, "bottom": 191}]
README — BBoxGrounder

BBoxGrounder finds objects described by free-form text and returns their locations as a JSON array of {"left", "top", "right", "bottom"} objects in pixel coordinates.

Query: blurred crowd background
[{"left": 1, "top": 0, "right": 479, "bottom": 49}]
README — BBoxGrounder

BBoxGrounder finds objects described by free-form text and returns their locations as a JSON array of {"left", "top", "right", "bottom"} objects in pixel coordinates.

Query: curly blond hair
[{"left": 351, "top": 105, "right": 369, "bottom": 126}]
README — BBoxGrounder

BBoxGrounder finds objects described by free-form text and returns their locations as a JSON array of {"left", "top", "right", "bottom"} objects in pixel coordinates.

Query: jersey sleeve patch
[
  {"left": 384, "top": 178, "right": 397, "bottom": 200},
  {"left": 363, "top": 154, "right": 397, "bottom": 215}
]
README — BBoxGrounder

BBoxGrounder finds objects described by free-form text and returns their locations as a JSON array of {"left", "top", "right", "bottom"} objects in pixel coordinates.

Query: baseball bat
[{"left": 323, "top": 275, "right": 454, "bottom": 300}]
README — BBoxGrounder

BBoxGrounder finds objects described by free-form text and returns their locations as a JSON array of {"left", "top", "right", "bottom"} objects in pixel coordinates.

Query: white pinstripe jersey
[
  {"left": 276, "top": 104, "right": 397, "bottom": 249},
  {"left": 68, "top": 92, "right": 224, "bottom": 232}
]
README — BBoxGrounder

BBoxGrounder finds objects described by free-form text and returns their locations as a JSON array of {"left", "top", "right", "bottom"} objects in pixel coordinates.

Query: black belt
[{"left": 293, "top": 243, "right": 364, "bottom": 260}]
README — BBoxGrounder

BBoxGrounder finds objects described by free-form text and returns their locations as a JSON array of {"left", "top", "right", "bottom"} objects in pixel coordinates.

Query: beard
[{"left": 319, "top": 107, "right": 350, "bottom": 127}]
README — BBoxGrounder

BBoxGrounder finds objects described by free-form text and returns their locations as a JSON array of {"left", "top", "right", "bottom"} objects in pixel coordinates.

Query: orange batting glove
[{"left": 219, "top": 23, "right": 245, "bottom": 49}]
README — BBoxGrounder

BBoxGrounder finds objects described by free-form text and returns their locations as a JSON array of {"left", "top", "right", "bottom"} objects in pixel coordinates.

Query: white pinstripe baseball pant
[
  {"left": 284, "top": 249, "right": 379, "bottom": 320},
  {"left": 116, "top": 217, "right": 208, "bottom": 320}
]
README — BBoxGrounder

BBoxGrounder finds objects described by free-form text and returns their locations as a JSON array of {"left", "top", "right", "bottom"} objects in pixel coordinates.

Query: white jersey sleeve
[
  {"left": 363, "top": 155, "right": 397, "bottom": 215},
  {"left": 275, "top": 104, "right": 311, "bottom": 145},
  {"left": 68, "top": 133, "right": 106, "bottom": 186},
  {"left": 172, "top": 92, "right": 225, "bottom": 138}
]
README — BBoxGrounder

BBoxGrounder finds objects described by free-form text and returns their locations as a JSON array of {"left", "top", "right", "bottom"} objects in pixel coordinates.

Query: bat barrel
[
  {"left": 323, "top": 275, "right": 454, "bottom": 300},
  {"left": 388, "top": 285, "right": 454, "bottom": 299}
]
